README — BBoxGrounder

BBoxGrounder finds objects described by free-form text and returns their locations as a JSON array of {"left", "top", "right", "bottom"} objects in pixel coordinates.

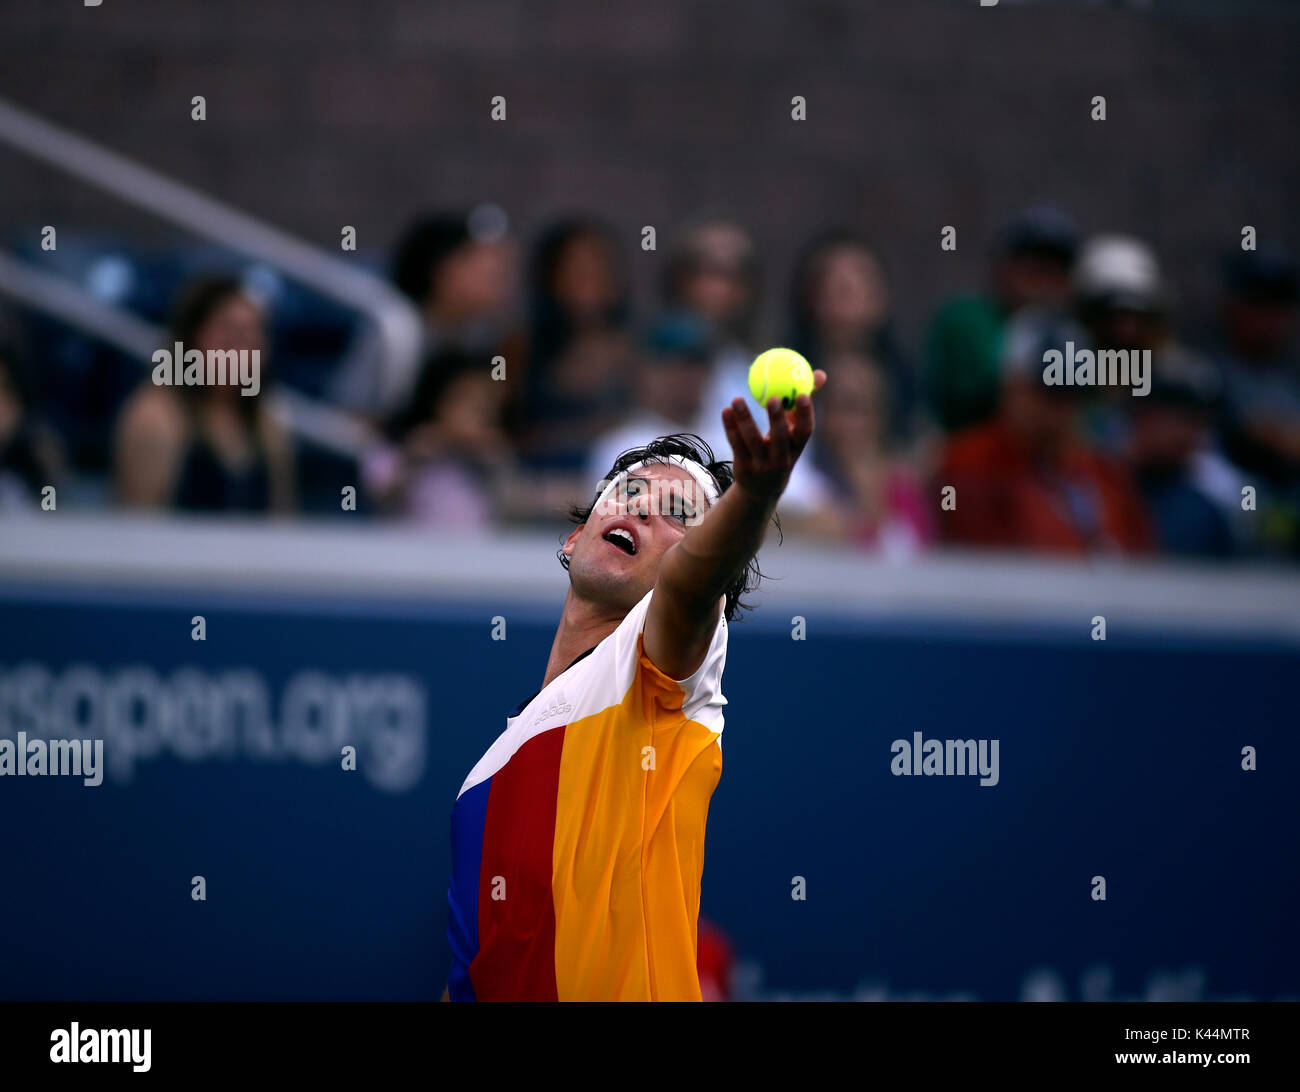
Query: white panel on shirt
[{"left": 457, "top": 589, "right": 728, "bottom": 798}]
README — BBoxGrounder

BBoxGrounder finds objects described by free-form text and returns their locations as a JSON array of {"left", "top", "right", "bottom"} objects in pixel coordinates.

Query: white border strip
[{"left": 1, "top": 514, "right": 1298, "bottom": 639}]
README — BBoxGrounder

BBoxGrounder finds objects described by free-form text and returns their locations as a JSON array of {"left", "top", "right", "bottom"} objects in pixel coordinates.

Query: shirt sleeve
[{"left": 626, "top": 588, "right": 729, "bottom": 735}]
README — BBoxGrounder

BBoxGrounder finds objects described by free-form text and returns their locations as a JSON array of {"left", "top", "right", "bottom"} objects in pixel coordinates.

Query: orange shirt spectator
[
  {"left": 939, "top": 417, "right": 1154, "bottom": 554},
  {"left": 937, "top": 310, "right": 1154, "bottom": 555}
]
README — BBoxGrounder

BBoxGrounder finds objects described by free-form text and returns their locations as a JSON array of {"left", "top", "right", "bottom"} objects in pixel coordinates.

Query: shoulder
[
  {"left": 116, "top": 386, "right": 187, "bottom": 460},
  {"left": 256, "top": 404, "right": 293, "bottom": 460},
  {"left": 119, "top": 384, "right": 184, "bottom": 433},
  {"left": 633, "top": 589, "right": 729, "bottom": 729}
]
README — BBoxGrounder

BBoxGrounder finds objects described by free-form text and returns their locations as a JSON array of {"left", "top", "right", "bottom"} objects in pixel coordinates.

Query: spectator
[
  {"left": 1205, "top": 243, "right": 1300, "bottom": 556},
  {"left": 364, "top": 350, "right": 512, "bottom": 528},
  {"left": 586, "top": 313, "right": 715, "bottom": 487},
  {"left": 1130, "top": 349, "right": 1244, "bottom": 559},
  {"left": 333, "top": 206, "right": 516, "bottom": 414},
  {"left": 518, "top": 218, "right": 633, "bottom": 472},
  {"left": 391, "top": 207, "right": 516, "bottom": 355},
  {"left": 0, "top": 342, "right": 62, "bottom": 510},
  {"left": 926, "top": 204, "right": 1080, "bottom": 434},
  {"left": 661, "top": 218, "right": 762, "bottom": 410},
  {"left": 659, "top": 220, "right": 835, "bottom": 516},
  {"left": 798, "top": 351, "right": 934, "bottom": 555},
  {"left": 937, "top": 310, "right": 1153, "bottom": 555},
  {"left": 1073, "top": 234, "right": 1171, "bottom": 455},
  {"left": 114, "top": 276, "right": 295, "bottom": 513},
  {"left": 789, "top": 231, "right": 920, "bottom": 448}
]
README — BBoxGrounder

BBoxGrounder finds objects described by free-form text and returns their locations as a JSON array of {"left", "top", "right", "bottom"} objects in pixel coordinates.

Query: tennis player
[{"left": 446, "top": 376, "right": 825, "bottom": 1001}]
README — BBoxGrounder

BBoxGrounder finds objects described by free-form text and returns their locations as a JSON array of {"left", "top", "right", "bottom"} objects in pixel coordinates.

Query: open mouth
[{"left": 603, "top": 527, "right": 637, "bottom": 556}]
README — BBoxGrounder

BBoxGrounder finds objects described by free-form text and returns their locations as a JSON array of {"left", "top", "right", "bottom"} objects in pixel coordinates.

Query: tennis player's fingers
[
  {"left": 767, "top": 397, "right": 792, "bottom": 463},
  {"left": 722, "top": 400, "right": 757, "bottom": 464},
  {"left": 791, "top": 388, "right": 816, "bottom": 455},
  {"left": 729, "top": 397, "right": 767, "bottom": 459}
]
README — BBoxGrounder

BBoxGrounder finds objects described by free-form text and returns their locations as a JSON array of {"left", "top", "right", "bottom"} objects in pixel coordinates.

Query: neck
[{"left": 543, "top": 587, "right": 625, "bottom": 689}]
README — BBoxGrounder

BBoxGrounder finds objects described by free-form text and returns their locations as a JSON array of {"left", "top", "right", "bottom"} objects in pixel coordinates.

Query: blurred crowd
[{"left": 2, "top": 203, "right": 1298, "bottom": 563}]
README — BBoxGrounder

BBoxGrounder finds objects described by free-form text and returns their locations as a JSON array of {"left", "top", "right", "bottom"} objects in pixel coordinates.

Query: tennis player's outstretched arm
[{"left": 643, "top": 371, "right": 827, "bottom": 681}]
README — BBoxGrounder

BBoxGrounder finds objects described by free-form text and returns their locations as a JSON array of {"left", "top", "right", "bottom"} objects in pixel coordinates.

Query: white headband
[{"left": 594, "top": 454, "right": 721, "bottom": 518}]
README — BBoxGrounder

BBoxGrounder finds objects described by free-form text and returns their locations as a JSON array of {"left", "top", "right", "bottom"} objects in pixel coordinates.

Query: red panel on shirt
[{"left": 469, "top": 726, "right": 565, "bottom": 1002}]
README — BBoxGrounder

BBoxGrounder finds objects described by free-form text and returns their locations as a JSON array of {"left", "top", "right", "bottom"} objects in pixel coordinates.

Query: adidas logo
[{"left": 529, "top": 695, "right": 573, "bottom": 727}]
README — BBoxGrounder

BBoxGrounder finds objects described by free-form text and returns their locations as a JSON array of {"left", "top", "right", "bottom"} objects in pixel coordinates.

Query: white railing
[
  {"left": 0, "top": 249, "right": 377, "bottom": 457},
  {"left": 0, "top": 249, "right": 160, "bottom": 361},
  {"left": 0, "top": 94, "right": 423, "bottom": 417},
  {"left": 2, "top": 513, "right": 1299, "bottom": 640}
]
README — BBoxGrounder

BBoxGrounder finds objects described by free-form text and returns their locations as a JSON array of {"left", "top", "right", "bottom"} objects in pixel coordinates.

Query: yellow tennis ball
[{"left": 749, "top": 348, "right": 814, "bottom": 410}]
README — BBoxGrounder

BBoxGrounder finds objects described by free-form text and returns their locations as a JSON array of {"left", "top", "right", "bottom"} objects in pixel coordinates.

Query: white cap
[{"left": 1074, "top": 235, "right": 1166, "bottom": 312}]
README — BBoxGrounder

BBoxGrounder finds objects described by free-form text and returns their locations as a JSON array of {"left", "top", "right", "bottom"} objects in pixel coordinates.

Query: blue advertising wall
[{"left": 1, "top": 582, "right": 1296, "bottom": 1001}]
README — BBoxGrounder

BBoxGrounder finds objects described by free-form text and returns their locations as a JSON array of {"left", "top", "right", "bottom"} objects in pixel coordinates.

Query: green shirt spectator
[
  {"left": 926, "top": 294, "right": 1004, "bottom": 433},
  {"left": 926, "top": 205, "right": 1081, "bottom": 434}
]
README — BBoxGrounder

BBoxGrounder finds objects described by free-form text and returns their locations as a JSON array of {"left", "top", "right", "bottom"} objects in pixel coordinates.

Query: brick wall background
[{"left": 1, "top": 0, "right": 1296, "bottom": 341}]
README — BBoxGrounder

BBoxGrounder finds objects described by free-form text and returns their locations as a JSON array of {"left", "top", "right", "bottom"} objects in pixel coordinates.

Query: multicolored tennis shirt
[{"left": 446, "top": 588, "right": 728, "bottom": 1001}]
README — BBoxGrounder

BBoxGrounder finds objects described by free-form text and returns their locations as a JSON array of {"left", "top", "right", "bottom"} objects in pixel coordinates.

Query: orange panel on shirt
[{"left": 551, "top": 637, "right": 722, "bottom": 1001}]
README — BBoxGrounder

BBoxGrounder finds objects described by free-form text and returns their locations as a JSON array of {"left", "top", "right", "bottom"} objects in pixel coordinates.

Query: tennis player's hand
[{"left": 721, "top": 369, "right": 827, "bottom": 503}]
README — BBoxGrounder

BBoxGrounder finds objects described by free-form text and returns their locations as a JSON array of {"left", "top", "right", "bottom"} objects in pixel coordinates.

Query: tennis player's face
[{"left": 564, "top": 465, "right": 710, "bottom": 611}]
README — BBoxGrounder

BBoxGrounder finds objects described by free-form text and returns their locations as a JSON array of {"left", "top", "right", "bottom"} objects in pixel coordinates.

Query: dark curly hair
[{"left": 557, "top": 433, "right": 776, "bottom": 623}]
